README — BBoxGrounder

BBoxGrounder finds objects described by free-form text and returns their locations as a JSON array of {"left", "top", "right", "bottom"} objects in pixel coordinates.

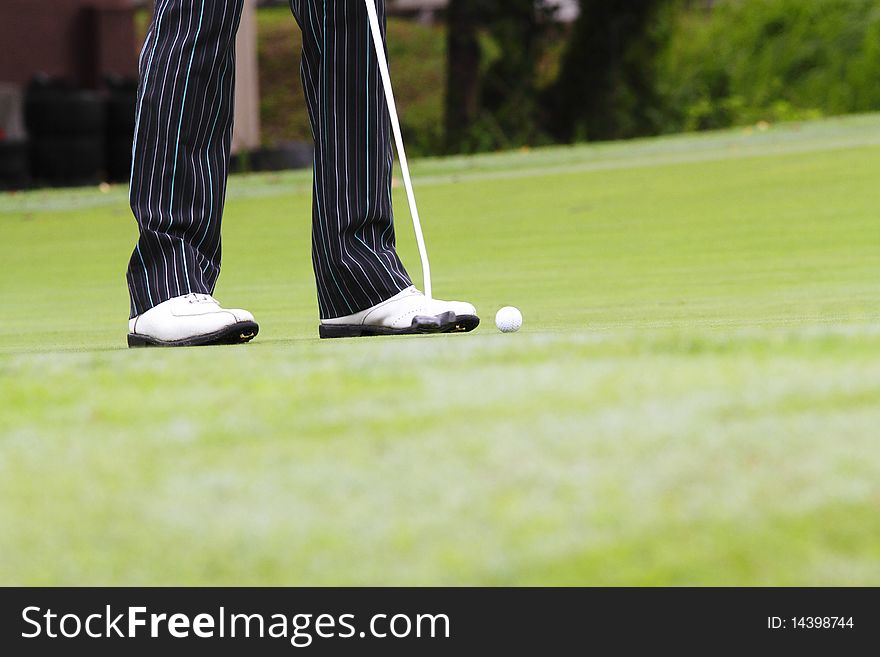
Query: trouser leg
[
  {"left": 291, "top": 0, "right": 412, "bottom": 320},
  {"left": 127, "top": 0, "right": 245, "bottom": 318}
]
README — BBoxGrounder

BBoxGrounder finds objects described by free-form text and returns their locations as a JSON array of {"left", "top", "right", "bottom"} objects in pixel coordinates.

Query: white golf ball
[{"left": 495, "top": 306, "right": 523, "bottom": 333}]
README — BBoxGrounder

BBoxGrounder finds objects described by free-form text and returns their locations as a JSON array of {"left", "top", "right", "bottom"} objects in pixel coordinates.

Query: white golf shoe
[
  {"left": 127, "top": 293, "right": 259, "bottom": 348},
  {"left": 319, "top": 286, "right": 479, "bottom": 339}
]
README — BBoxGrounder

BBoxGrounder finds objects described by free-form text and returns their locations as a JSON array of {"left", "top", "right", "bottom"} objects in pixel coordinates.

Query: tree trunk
[{"left": 444, "top": 0, "right": 481, "bottom": 152}]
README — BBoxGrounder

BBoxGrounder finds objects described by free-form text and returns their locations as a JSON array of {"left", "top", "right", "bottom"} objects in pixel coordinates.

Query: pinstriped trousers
[{"left": 126, "top": 0, "right": 412, "bottom": 320}]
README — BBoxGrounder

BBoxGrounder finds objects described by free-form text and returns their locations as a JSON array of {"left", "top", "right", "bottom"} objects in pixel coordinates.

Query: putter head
[{"left": 411, "top": 311, "right": 456, "bottom": 332}]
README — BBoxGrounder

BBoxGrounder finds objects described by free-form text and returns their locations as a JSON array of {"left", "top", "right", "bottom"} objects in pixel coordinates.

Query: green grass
[{"left": 1, "top": 115, "right": 879, "bottom": 585}]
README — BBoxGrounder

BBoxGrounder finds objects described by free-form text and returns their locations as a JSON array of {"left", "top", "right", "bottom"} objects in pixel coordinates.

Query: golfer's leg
[
  {"left": 291, "top": 0, "right": 413, "bottom": 320},
  {"left": 126, "top": 0, "right": 245, "bottom": 319}
]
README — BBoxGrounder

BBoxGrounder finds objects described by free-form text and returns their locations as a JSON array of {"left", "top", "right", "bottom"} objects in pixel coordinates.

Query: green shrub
[{"left": 658, "top": 0, "right": 880, "bottom": 132}]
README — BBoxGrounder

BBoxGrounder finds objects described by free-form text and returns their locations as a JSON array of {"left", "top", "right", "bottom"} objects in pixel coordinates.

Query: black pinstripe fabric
[{"left": 126, "top": 0, "right": 412, "bottom": 320}]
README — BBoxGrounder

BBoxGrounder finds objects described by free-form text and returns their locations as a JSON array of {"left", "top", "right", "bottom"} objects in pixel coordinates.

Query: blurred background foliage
[
  {"left": 138, "top": 0, "right": 880, "bottom": 155},
  {"left": 658, "top": 0, "right": 880, "bottom": 133}
]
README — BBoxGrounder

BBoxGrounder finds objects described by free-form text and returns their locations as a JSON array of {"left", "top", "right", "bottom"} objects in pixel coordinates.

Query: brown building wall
[{"left": 0, "top": 0, "right": 138, "bottom": 87}]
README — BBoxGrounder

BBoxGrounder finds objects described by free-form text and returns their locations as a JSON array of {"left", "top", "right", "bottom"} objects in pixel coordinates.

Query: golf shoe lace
[{"left": 185, "top": 293, "right": 219, "bottom": 306}]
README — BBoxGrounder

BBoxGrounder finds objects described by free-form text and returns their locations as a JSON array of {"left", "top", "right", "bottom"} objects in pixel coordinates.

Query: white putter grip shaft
[{"left": 364, "top": 0, "right": 432, "bottom": 300}]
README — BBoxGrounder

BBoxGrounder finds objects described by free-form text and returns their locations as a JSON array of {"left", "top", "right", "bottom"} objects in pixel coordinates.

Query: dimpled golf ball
[{"left": 495, "top": 306, "right": 523, "bottom": 333}]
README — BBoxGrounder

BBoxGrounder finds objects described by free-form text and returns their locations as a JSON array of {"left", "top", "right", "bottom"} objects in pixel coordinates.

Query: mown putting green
[{"left": 1, "top": 115, "right": 878, "bottom": 585}]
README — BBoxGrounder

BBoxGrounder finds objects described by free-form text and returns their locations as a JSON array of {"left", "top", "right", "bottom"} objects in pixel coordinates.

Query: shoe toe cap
[
  {"left": 228, "top": 308, "right": 256, "bottom": 323},
  {"left": 444, "top": 300, "right": 477, "bottom": 317},
  {"left": 422, "top": 299, "right": 477, "bottom": 319}
]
